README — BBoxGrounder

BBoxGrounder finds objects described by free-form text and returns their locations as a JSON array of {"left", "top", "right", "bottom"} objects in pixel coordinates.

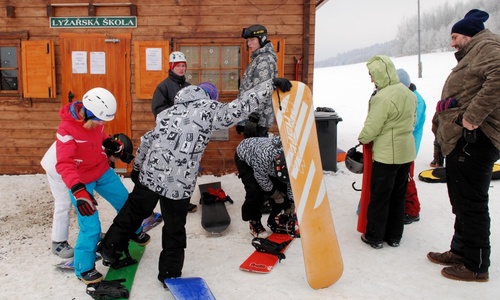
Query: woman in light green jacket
[{"left": 358, "top": 55, "right": 417, "bottom": 249}]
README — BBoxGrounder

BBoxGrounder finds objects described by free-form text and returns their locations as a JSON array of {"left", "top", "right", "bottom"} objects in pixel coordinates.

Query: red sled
[
  {"left": 357, "top": 143, "right": 373, "bottom": 234},
  {"left": 239, "top": 233, "right": 294, "bottom": 274}
]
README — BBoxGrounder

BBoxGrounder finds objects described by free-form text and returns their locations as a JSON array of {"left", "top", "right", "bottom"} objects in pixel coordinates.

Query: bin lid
[{"left": 314, "top": 111, "right": 342, "bottom": 121}]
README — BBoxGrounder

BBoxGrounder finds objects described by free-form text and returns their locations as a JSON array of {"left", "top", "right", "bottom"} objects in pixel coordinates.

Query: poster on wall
[
  {"left": 146, "top": 48, "right": 162, "bottom": 71},
  {"left": 90, "top": 52, "right": 106, "bottom": 74},
  {"left": 72, "top": 51, "right": 87, "bottom": 74}
]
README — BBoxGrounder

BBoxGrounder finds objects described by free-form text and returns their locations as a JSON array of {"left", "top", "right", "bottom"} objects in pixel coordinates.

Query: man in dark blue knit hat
[{"left": 428, "top": 9, "right": 500, "bottom": 282}]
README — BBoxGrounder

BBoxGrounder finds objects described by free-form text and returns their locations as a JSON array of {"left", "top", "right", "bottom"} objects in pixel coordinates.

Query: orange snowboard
[{"left": 272, "top": 81, "right": 343, "bottom": 289}]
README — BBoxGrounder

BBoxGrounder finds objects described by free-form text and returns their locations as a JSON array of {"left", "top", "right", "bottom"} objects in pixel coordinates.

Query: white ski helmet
[
  {"left": 169, "top": 51, "right": 187, "bottom": 63},
  {"left": 82, "top": 87, "right": 117, "bottom": 121}
]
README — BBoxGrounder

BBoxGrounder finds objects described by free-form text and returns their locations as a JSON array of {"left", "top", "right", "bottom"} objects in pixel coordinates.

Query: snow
[{"left": 1, "top": 52, "right": 499, "bottom": 299}]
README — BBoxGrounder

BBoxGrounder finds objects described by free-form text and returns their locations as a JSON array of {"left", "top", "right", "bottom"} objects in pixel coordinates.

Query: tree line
[{"left": 316, "top": 0, "right": 500, "bottom": 68}]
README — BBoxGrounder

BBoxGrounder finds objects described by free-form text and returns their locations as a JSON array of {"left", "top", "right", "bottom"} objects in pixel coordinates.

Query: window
[
  {"left": 0, "top": 44, "right": 20, "bottom": 94},
  {"left": 180, "top": 45, "right": 241, "bottom": 93}
]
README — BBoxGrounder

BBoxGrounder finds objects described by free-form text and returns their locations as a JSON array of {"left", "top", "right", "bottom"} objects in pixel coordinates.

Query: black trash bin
[{"left": 315, "top": 111, "right": 343, "bottom": 172}]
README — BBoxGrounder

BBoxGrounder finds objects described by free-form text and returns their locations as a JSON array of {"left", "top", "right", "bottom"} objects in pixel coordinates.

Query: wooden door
[{"left": 59, "top": 33, "right": 132, "bottom": 173}]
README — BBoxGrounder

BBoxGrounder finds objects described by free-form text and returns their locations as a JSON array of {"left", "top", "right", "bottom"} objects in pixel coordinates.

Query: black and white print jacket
[
  {"left": 236, "top": 136, "right": 293, "bottom": 200},
  {"left": 134, "top": 79, "right": 275, "bottom": 200}
]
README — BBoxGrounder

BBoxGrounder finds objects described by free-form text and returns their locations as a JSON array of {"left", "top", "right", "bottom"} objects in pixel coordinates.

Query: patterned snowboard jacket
[
  {"left": 238, "top": 42, "right": 278, "bottom": 128},
  {"left": 236, "top": 135, "right": 293, "bottom": 201},
  {"left": 134, "top": 79, "right": 275, "bottom": 200}
]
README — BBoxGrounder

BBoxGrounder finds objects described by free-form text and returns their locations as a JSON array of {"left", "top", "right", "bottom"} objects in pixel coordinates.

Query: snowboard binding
[
  {"left": 86, "top": 279, "right": 129, "bottom": 299},
  {"left": 269, "top": 213, "right": 300, "bottom": 238},
  {"left": 251, "top": 237, "right": 291, "bottom": 262},
  {"left": 99, "top": 243, "right": 137, "bottom": 270}
]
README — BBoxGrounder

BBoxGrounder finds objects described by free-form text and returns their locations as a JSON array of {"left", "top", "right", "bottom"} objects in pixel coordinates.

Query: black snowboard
[{"left": 199, "top": 182, "right": 231, "bottom": 234}]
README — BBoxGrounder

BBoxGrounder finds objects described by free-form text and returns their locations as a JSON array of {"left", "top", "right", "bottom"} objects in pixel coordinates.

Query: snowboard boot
[
  {"left": 188, "top": 203, "right": 197, "bottom": 213},
  {"left": 142, "top": 212, "right": 163, "bottom": 233},
  {"left": 249, "top": 220, "right": 269, "bottom": 238},
  {"left": 79, "top": 267, "right": 103, "bottom": 284},
  {"left": 52, "top": 241, "right": 74, "bottom": 258},
  {"left": 130, "top": 231, "right": 151, "bottom": 246}
]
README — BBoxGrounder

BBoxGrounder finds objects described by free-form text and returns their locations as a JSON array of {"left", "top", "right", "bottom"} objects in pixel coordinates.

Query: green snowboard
[{"left": 104, "top": 242, "right": 146, "bottom": 299}]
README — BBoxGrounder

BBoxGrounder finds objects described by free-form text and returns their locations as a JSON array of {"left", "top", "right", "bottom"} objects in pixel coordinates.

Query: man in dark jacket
[
  {"left": 428, "top": 9, "right": 500, "bottom": 282},
  {"left": 151, "top": 51, "right": 191, "bottom": 118}
]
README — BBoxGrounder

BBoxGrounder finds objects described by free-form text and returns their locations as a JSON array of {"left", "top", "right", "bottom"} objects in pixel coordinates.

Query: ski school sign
[{"left": 50, "top": 17, "right": 137, "bottom": 28}]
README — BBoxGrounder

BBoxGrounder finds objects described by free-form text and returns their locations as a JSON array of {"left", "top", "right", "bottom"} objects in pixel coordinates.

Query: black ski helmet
[
  {"left": 112, "top": 133, "right": 135, "bottom": 163},
  {"left": 345, "top": 144, "right": 363, "bottom": 174},
  {"left": 241, "top": 24, "right": 268, "bottom": 47}
]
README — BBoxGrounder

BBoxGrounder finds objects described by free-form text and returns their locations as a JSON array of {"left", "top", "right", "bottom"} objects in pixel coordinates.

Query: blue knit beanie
[
  {"left": 451, "top": 9, "right": 489, "bottom": 37},
  {"left": 397, "top": 69, "right": 411, "bottom": 88},
  {"left": 198, "top": 82, "right": 218, "bottom": 100}
]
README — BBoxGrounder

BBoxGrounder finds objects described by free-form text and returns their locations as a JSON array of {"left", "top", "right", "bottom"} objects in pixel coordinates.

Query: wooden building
[{"left": 0, "top": 0, "right": 326, "bottom": 175}]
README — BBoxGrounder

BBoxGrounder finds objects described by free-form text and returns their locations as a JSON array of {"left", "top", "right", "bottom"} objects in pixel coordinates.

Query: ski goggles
[{"left": 83, "top": 107, "right": 103, "bottom": 121}]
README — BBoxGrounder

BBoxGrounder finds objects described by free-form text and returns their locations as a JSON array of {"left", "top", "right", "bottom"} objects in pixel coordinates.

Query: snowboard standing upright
[
  {"left": 272, "top": 81, "right": 343, "bottom": 289},
  {"left": 199, "top": 182, "right": 231, "bottom": 234}
]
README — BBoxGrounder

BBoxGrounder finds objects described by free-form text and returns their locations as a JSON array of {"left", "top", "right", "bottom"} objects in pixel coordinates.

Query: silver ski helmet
[{"left": 345, "top": 144, "right": 363, "bottom": 174}]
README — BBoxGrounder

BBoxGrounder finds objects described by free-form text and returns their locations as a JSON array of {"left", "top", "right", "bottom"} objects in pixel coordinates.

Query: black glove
[
  {"left": 71, "top": 183, "right": 97, "bottom": 216},
  {"left": 244, "top": 113, "right": 259, "bottom": 138},
  {"left": 103, "top": 137, "right": 124, "bottom": 156},
  {"left": 130, "top": 169, "right": 140, "bottom": 185},
  {"left": 273, "top": 78, "right": 292, "bottom": 92}
]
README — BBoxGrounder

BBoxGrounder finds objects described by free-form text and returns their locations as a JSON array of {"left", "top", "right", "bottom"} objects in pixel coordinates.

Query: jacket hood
[
  {"left": 251, "top": 42, "right": 277, "bottom": 61},
  {"left": 59, "top": 102, "right": 84, "bottom": 122},
  {"left": 174, "top": 85, "right": 210, "bottom": 104},
  {"left": 366, "top": 55, "right": 400, "bottom": 89}
]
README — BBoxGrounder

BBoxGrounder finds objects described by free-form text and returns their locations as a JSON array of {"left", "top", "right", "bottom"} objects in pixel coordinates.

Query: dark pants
[
  {"left": 100, "top": 181, "right": 190, "bottom": 281},
  {"left": 234, "top": 153, "right": 287, "bottom": 223},
  {"left": 365, "top": 161, "right": 411, "bottom": 243},
  {"left": 446, "top": 129, "right": 499, "bottom": 273}
]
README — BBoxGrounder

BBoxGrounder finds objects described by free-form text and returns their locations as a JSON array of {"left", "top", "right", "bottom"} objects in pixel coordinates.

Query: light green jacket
[{"left": 358, "top": 55, "right": 417, "bottom": 164}]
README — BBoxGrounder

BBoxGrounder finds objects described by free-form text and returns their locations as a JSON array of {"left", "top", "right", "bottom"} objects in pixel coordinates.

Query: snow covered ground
[{"left": 1, "top": 51, "right": 499, "bottom": 299}]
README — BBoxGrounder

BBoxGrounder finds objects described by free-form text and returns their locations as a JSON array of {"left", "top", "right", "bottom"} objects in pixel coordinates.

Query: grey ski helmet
[
  {"left": 345, "top": 144, "right": 363, "bottom": 174},
  {"left": 241, "top": 24, "right": 268, "bottom": 47}
]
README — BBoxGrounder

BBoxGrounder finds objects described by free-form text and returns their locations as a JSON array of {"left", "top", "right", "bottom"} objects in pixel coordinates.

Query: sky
[
  {"left": 1, "top": 52, "right": 499, "bottom": 299},
  {"left": 314, "top": 0, "right": 461, "bottom": 61}
]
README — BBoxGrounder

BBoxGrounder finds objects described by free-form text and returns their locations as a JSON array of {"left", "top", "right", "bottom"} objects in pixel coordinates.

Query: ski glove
[
  {"left": 273, "top": 78, "right": 292, "bottom": 92},
  {"left": 244, "top": 112, "right": 259, "bottom": 138},
  {"left": 130, "top": 169, "right": 140, "bottom": 185},
  {"left": 436, "top": 97, "right": 457, "bottom": 112},
  {"left": 71, "top": 183, "right": 97, "bottom": 216},
  {"left": 270, "top": 189, "right": 285, "bottom": 204},
  {"left": 103, "top": 137, "right": 124, "bottom": 156}
]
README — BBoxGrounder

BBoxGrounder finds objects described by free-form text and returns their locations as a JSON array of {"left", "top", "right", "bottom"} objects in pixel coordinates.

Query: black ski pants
[
  {"left": 365, "top": 161, "right": 411, "bottom": 243},
  {"left": 446, "top": 129, "right": 499, "bottom": 273},
  {"left": 234, "top": 153, "right": 287, "bottom": 223},
  {"left": 101, "top": 181, "right": 190, "bottom": 281}
]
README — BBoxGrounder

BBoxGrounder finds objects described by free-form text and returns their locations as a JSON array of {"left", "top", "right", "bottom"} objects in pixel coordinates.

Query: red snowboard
[
  {"left": 357, "top": 143, "right": 373, "bottom": 233},
  {"left": 239, "top": 233, "right": 294, "bottom": 273}
]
